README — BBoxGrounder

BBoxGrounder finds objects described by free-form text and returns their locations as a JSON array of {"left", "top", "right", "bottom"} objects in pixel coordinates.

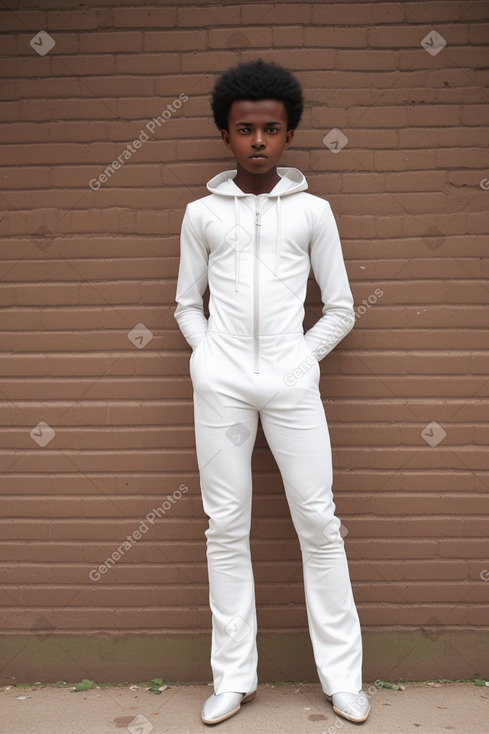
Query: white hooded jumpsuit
[{"left": 174, "top": 167, "right": 363, "bottom": 697}]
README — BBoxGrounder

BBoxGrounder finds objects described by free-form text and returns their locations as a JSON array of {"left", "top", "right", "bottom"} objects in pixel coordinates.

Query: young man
[{"left": 174, "top": 59, "right": 370, "bottom": 726}]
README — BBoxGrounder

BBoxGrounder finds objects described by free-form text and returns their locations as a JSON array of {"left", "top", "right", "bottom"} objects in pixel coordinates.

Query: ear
[
  {"left": 221, "top": 129, "right": 232, "bottom": 149},
  {"left": 283, "top": 130, "right": 294, "bottom": 149}
]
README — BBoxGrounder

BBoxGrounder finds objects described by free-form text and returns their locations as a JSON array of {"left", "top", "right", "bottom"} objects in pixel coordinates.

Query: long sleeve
[
  {"left": 303, "top": 201, "right": 355, "bottom": 361},
  {"left": 174, "top": 205, "right": 209, "bottom": 350}
]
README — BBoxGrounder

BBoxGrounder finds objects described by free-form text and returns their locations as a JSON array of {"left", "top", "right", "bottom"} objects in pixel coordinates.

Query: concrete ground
[{"left": 2, "top": 681, "right": 487, "bottom": 734}]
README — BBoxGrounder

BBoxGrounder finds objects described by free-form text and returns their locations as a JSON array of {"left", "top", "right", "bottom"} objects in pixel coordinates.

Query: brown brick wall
[{"left": 1, "top": 0, "right": 488, "bottom": 683}]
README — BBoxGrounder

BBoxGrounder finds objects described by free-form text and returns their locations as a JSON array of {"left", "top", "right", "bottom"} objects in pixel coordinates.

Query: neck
[{"left": 233, "top": 165, "right": 281, "bottom": 195}]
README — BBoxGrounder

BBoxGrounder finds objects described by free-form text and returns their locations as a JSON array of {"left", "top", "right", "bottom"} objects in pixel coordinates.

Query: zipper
[{"left": 253, "top": 198, "right": 262, "bottom": 373}]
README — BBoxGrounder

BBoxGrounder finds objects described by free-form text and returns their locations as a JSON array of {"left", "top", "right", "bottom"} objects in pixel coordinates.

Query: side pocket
[
  {"left": 301, "top": 334, "right": 319, "bottom": 363},
  {"left": 190, "top": 335, "right": 206, "bottom": 359},
  {"left": 189, "top": 335, "right": 208, "bottom": 378},
  {"left": 301, "top": 334, "right": 321, "bottom": 382}
]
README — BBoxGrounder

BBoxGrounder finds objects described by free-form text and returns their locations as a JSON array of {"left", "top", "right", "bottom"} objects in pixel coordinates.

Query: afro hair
[{"left": 211, "top": 58, "right": 304, "bottom": 132}]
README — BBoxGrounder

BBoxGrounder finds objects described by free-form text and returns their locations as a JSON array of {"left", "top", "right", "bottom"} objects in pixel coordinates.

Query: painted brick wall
[{"left": 1, "top": 0, "right": 488, "bottom": 684}]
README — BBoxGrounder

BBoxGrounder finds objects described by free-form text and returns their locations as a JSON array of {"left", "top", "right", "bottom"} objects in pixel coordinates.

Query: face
[{"left": 221, "top": 99, "right": 294, "bottom": 176}]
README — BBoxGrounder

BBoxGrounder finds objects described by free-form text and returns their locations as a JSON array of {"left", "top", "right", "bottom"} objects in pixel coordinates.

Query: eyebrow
[{"left": 234, "top": 120, "right": 283, "bottom": 126}]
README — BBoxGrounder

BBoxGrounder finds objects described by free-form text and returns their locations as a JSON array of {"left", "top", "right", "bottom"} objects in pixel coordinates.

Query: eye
[
  {"left": 267, "top": 127, "right": 279, "bottom": 134},
  {"left": 237, "top": 127, "right": 251, "bottom": 134}
]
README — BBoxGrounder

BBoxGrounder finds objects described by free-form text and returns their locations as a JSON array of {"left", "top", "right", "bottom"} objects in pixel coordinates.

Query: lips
[{"left": 249, "top": 154, "right": 267, "bottom": 159}]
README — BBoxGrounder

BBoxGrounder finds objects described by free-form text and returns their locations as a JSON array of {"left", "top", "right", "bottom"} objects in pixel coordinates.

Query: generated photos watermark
[
  {"left": 89, "top": 93, "right": 188, "bottom": 191},
  {"left": 128, "top": 323, "right": 154, "bottom": 349},
  {"left": 284, "top": 288, "right": 384, "bottom": 386},
  {"left": 421, "top": 421, "right": 447, "bottom": 447},
  {"left": 422, "top": 225, "right": 446, "bottom": 251},
  {"left": 322, "top": 518, "right": 349, "bottom": 544},
  {"left": 323, "top": 128, "right": 349, "bottom": 153},
  {"left": 30, "top": 30, "right": 56, "bottom": 56},
  {"left": 89, "top": 484, "right": 188, "bottom": 582},
  {"left": 30, "top": 421, "right": 56, "bottom": 447},
  {"left": 225, "top": 422, "right": 251, "bottom": 446},
  {"left": 127, "top": 714, "right": 153, "bottom": 734},
  {"left": 225, "top": 615, "right": 252, "bottom": 643},
  {"left": 421, "top": 30, "right": 447, "bottom": 56}
]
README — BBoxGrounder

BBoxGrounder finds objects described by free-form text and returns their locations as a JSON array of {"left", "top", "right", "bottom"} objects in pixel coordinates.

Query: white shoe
[
  {"left": 326, "top": 691, "right": 370, "bottom": 722},
  {"left": 201, "top": 690, "right": 256, "bottom": 725}
]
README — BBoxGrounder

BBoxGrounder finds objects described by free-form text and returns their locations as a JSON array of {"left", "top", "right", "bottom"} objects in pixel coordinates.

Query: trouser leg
[
  {"left": 259, "top": 362, "right": 363, "bottom": 695},
  {"left": 192, "top": 368, "right": 259, "bottom": 695}
]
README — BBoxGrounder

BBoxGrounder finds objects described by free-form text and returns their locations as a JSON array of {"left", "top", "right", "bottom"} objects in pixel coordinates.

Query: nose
[{"left": 252, "top": 133, "right": 265, "bottom": 149}]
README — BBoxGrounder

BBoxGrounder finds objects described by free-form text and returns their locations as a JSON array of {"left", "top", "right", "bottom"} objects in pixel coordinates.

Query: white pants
[{"left": 190, "top": 332, "right": 363, "bottom": 696}]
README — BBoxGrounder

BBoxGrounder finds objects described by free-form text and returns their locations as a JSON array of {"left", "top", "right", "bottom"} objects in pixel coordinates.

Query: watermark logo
[
  {"left": 30, "top": 615, "right": 56, "bottom": 641},
  {"left": 127, "top": 714, "right": 153, "bottom": 734},
  {"left": 480, "top": 178, "right": 489, "bottom": 190},
  {"left": 421, "top": 30, "right": 446, "bottom": 56},
  {"left": 323, "top": 128, "right": 349, "bottom": 153},
  {"left": 421, "top": 616, "right": 445, "bottom": 643},
  {"left": 225, "top": 423, "right": 251, "bottom": 446},
  {"left": 33, "top": 225, "right": 53, "bottom": 252},
  {"left": 480, "top": 569, "right": 489, "bottom": 582},
  {"left": 421, "top": 421, "right": 447, "bottom": 447},
  {"left": 225, "top": 616, "right": 252, "bottom": 643},
  {"left": 422, "top": 226, "right": 446, "bottom": 251},
  {"left": 128, "top": 323, "right": 153, "bottom": 349},
  {"left": 226, "top": 30, "right": 251, "bottom": 48},
  {"left": 30, "top": 421, "right": 56, "bottom": 447},
  {"left": 224, "top": 225, "right": 252, "bottom": 251},
  {"left": 322, "top": 519, "right": 348, "bottom": 544},
  {"left": 30, "top": 31, "right": 55, "bottom": 56}
]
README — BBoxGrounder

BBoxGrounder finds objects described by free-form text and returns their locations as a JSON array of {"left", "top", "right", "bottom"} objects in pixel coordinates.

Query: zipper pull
[{"left": 255, "top": 211, "right": 261, "bottom": 226}]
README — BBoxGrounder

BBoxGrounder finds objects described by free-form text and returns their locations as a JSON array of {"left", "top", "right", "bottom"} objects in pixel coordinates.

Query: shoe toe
[
  {"left": 330, "top": 691, "right": 370, "bottom": 722},
  {"left": 202, "top": 690, "right": 255, "bottom": 725}
]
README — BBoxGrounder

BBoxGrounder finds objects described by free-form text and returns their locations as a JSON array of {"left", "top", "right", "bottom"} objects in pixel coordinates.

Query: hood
[
  {"left": 206, "top": 166, "right": 308, "bottom": 197},
  {"left": 206, "top": 168, "right": 308, "bottom": 292}
]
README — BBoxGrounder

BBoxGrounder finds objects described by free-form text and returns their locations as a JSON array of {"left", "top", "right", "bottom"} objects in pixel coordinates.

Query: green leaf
[
  {"left": 73, "top": 679, "right": 95, "bottom": 692},
  {"left": 375, "top": 679, "right": 400, "bottom": 690},
  {"left": 150, "top": 678, "right": 164, "bottom": 685},
  {"left": 474, "top": 679, "right": 487, "bottom": 686}
]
